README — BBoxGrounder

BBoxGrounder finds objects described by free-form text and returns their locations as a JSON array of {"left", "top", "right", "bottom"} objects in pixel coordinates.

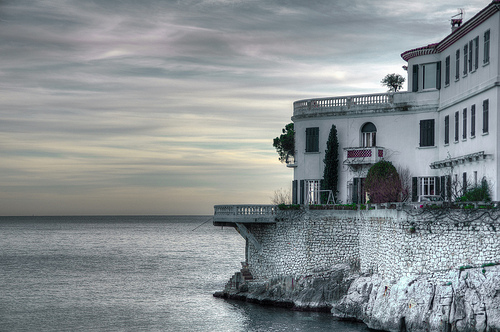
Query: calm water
[{"left": 0, "top": 216, "right": 371, "bottom": 331}]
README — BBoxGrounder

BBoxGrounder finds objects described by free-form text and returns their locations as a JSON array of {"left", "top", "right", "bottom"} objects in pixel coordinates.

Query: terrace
[{"left": 292, "top": 90, "right": 439, "bottom": 118}]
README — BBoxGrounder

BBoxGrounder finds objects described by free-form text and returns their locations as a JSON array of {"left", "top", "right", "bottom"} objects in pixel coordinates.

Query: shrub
[
  {"left": 365, "top": 160, "right": 402, "bottom": 203},
  {"left": 458, "top": 178, "right": 491, "bottom": 202}
]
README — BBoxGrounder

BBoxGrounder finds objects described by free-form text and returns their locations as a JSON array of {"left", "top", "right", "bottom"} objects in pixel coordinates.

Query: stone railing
[
  {"left": 213, "top": 205, "right": 277, "bottom": 225},
  {"left": 293, "top": 90, "right": 440, "bottom": 117},
  {"left": 294, "top": 92, "right": 393, "bottom": 113}
]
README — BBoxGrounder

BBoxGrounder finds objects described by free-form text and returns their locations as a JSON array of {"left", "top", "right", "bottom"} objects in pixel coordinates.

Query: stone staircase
[{"left": 223, "top": 262, "right": 254, "bottom": 292}]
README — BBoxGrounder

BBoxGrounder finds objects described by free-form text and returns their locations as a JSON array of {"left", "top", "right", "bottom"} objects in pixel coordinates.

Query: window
[
  {"left": 462, "top": 108, "right": 467, "bottom": 139},
  {"left": 483, "top": 99, "right": 489, "bottom": 133},
  {"left": 306, "top": 180, "right": 320, "bottom": 204},
  {"left": 484, "top": 30, "right": 490, "bottom": 64},
  {"left": 454, "top": 112, "right": 459, "bottom": 142},
  {"left": 444, "top": 115, "right": 449, "bottom": 145},
  {"left": 474, "top": 36, "right": 479, "bottom": 70},
  {"left": 361, "top": 122, "right": 376, "bottom": 147},
  {"left": 419, "top": 119, "right": 435, "bottom": 147},
  {"left": 412, "top": 65, "right": 419, "bottom": 92},
  {"left": 455, "top": 49, "right": 460, "bottom": 80},
  {"left": 445, "top": 56, "right": 450, "bottom": 85},
  {"left": 471, "top": 104, "right": 476, "bottom": 137},
  {"left": 420, "top": 177, "right": 436, "bottom": 196},
  {"left": 422, "top": 63, "right": 438, "bottom": 89},
  {"left": 305, "top": 127, "right": 319, "bottom": 152},
  {"left": 463, "top": 44, "right": 468, "bottom": 75}
]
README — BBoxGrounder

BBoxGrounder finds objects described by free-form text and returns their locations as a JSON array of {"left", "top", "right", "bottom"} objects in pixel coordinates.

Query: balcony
[
  {"left": 343, "top": 146, "right": 385, "bottom": 165},
  {"left": 213, "top": 204, "right": 277, "bottom": 226}
]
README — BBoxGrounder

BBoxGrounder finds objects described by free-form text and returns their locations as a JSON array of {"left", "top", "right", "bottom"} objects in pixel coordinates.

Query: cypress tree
[{"left": 322, "top": 124, "right": 339, "bottom": 202}]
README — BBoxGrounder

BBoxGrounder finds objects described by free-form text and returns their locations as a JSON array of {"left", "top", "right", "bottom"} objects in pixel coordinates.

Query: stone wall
[{"left": 246, "top": 209, "right": 500, "bottom": 281}]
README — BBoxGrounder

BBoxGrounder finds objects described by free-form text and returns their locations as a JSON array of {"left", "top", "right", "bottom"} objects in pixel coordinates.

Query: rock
[
  {"left": 216, "top": 265, "right": 500, "bottom": 331},
  {"left": 331, "top": 265, "right": 500, "bottom": 331}
]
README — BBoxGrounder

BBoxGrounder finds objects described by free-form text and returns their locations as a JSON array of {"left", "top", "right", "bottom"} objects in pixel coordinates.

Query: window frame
[
  {"left": 455, "top": 49, "right": 460, "bottom": 80},
  {"left": 454, "top": 111, "right": 459, "bottom": 142}
]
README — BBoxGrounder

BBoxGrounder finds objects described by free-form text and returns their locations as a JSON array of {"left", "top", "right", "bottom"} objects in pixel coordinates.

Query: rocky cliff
[{"left": 214, "top": 264, "right": 500, "bottom": 332}]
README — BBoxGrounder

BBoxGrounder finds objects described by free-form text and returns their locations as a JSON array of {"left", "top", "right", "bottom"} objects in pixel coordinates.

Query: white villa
[{"left": 290, "top": 0, "right": 500, "bottom": 205}]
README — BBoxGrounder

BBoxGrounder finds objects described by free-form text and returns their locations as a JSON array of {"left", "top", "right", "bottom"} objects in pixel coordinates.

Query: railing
[
  {"left": 293, "top": 90, "right": 440, "bottom": 117},
  {"left": 294, "top": 92, "right": 394, "bottom": 113},
  {"left": 215, "top": 204, "right": 276, "bottom": 216},
  {"left": 214, "top": 205, "right": 277, "bottom": 225}
]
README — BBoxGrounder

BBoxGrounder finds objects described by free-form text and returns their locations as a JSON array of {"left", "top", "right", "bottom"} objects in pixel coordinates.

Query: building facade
[{"left": 291, "top": 0, "right": 500, "bottom": 204}]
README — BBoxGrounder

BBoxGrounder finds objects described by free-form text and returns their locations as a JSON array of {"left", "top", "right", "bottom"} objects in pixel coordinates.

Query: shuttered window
[
  {"left": 305, "top": 127, "right": 319, "bottom": 152},
  {"left": 419, "top": 119, "right": 435, "bottom": 147},
  {"left": 462, "top": 108, "right": 467, "bottom": 139},
  {"left": 474, "top": 36, "right": 479, "bottom": 70},
  {"left": 445, "top": 56, "right": 450, "bottom": 85},
  {"left": 471, "top": 105, "right": 476, "bottom": 137},
  {"left": 455, "top": 112, "right": 459, "bottom": 142},
  {"left": 483, "top": 99, "right": 489, "bottom": 134},
  {"left": 444, "top": 115, "right": 449, "bottom": 145},
  {"left": 484, "top": 30, "right": 490, "bottom": 64},
  {"left": 455, "top": 49, "right": 460, "bottom": 80}
]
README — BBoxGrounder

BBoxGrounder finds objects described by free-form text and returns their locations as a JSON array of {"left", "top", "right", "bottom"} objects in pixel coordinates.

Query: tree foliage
[
  {"left": 381, "top": 73, "right": 405, "bottom": 92},
  {"left": 273, "top": 123, "right": 295, "bottom": 163},
  {"left": 322, "top": 124, "right": 339, "bottom": 201},
  {"left": 365, "top": 160, "right": 402, "bottom": 203}
]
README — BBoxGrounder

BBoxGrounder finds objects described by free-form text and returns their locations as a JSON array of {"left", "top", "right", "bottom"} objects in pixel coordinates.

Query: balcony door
[{"left": 361, "top": 122, "right": 377, "bottom": 147}]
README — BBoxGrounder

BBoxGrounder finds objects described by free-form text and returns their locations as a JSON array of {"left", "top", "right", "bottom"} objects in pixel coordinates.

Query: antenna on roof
[{"left": 451, "top": 8, "right": 464, "bottom": 32}]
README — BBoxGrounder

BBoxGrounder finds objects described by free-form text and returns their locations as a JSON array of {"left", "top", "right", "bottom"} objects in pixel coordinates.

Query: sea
[{"left": 0, "top": 215, "right": 372, "bottom": 332}]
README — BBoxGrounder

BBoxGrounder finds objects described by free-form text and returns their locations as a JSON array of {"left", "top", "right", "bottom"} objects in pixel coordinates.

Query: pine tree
[{"left": 322, "top": 124, "right": 339, "bottom": 202}]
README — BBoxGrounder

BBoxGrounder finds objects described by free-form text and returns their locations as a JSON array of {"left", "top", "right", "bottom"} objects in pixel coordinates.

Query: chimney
[
  {"left": 451, "top": 9, "right": 464, "bottom": 32},
  {"left": 451, "top": 18, "right": 462, "bottom": 32}
]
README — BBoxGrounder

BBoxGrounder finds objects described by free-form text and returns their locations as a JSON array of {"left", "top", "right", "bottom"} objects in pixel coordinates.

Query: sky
[{"left": 0, "top": 0, "right": 489, "bottom": 216}]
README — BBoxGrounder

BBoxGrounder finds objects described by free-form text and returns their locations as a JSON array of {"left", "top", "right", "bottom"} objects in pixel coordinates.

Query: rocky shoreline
[{"left": 214, "top": 264, "right": 500, "bottom": 332}]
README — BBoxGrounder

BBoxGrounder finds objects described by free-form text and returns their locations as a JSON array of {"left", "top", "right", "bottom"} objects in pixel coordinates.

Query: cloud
[{"left": 0, "top": 0, "right": 488, "bottom": 215}]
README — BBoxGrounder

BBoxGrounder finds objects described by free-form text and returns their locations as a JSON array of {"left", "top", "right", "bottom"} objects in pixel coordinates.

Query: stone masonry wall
[
  {"left": 246, "top": 209, "right": 500, "bottom": 281},
  {"left": 247, "top": 210, "right": 359, "bottom": 279}
]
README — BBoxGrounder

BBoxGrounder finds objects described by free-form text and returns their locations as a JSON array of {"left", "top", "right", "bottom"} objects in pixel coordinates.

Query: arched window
[{"left": 361, "top": 123, "right": 377, "bottom": 147}]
